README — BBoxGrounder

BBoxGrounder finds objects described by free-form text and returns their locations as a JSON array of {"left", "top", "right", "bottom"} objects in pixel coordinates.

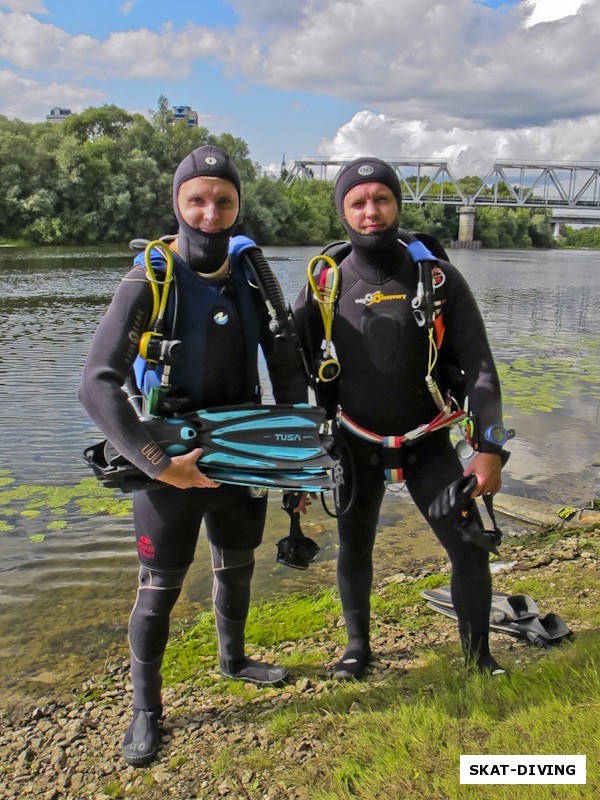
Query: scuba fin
[
  {"left": 420, "top": 586, "right": 540, "bottom": 621},
  {"left": 139, "top": 403, "right": 333, "bottom": 471},
  {"left": 84, "top": 443, "right": 334, "bottom": 492},
  {"left": 84, "top": 441, "right": 156, "bottom": 492},
  {"left": 424, "top": 600, "right": 573, "bottom": 649},
  {"left": 276, "top": 491, "right": 320, "bottom": 569},
  {"left": 84, "top": 403, "right": 335, "bottom": 493},
  {"left": 201, "top": 467, "right": 334, "bottom": 492},
  {"left": 428, "top": 474, "right": 502, "bottom": 555}
]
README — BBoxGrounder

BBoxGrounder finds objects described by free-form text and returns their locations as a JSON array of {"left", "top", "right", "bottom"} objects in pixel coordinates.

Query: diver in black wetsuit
[
  {"left": 78, "top": 145, "right": 307, "bottom": 767},
  {"left": 293, "top": 157, "right": 507, "bottom": 681}
]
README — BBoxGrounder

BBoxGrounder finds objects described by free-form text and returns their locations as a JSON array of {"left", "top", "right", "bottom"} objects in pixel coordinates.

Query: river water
[{"left": 1, "top": 244, "right": 599, "bottom": 704}]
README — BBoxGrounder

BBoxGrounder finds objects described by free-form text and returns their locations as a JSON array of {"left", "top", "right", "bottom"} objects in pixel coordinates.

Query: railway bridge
[{"left": 284, "top": 159, "right": 600, "bottom": 245}]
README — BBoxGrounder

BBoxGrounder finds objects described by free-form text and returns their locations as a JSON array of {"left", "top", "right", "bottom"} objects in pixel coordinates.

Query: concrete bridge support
[{"left": 458, "top": 206, "right": 476, "bottom": 244}]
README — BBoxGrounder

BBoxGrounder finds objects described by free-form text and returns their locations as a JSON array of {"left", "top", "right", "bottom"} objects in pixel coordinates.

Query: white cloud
[
  {"left": 0, "top": 69, "right": 105, "bottom": 119},
  {"left": 0, "top": 12, "right": 97, "bottom": 72},
  {"left": 0, "top": 12, "right": 225, "bottom": 79},
  {"left": 317, "top": 110, "right": 600, "bottom": 175},
  {"left": 234, "top": 0, "right": 600, "bottom": 171},
  {"left": 235, "top": 0, "right": 600, "bottom": 131},
  {"left": 0, "top": 0, "right": 599, "bottom": 171},
  {"left": 0, "top": 1, "right": 47, "bottom": 11},
  {"left": 522, "top": 0, "right": 592, "bottom": 26}
]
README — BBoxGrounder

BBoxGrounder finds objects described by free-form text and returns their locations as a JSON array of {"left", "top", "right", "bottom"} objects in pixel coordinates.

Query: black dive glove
[
  {"left": 428, "top": 474, "right": 478, "bottom": 520},
  {"left": 428, "top": 475, "right": 501, "bottom": 555}
]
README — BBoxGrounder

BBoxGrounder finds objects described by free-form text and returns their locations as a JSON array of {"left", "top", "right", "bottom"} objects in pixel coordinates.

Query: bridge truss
[{"left": 284, "top": 158, "right": 600, "bottom": 213}]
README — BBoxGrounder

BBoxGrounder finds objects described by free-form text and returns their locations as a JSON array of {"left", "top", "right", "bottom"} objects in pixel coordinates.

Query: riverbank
[{"left": 1, "top": 504, "right": 598, "bottom": 800}]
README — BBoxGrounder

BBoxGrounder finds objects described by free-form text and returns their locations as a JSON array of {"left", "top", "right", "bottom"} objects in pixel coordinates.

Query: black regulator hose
[
  {"left": 242, "top": 246, "right": 288, "bottom": 332},
  {"left": 243, "top": 245, "right": 314, "bottom": 387}
]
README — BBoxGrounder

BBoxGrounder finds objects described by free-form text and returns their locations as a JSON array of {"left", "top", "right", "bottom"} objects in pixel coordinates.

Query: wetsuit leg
[
  {"left": 404, "top": 435, "right": 493, "bottom": 667},
  {"left": 128, "top": 564, "right": 188, "bottom": 710},
  {"left": 204, "top": 489, "right": 287, "bottom": 684},
  {"left": 336, "top": 459, "right": 386, "bottom": 653},
  {"left": 129, "top": 486, "right": 205, "bottom": 709},
  {"left": 203, "top": 487, "right": 267, "bottom": 665},
  {"left": 210, "top": 544, "right": 255, "bottom": 663}
]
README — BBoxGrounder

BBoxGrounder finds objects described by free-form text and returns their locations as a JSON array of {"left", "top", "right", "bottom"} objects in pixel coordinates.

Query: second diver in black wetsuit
[
  {"left": 294, "top": 156, "right": 509, "bottom": 681},
  {"left": 78, "top": 145, "right": 308, "bottom": 767}
]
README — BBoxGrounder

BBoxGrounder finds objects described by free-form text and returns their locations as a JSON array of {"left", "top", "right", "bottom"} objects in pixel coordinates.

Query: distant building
[
  {"left": 46, "top": 107, "right": 72, "bottom": 124},
  {"left": 168, "top": 105, "right": 198, "bottom": 128}
]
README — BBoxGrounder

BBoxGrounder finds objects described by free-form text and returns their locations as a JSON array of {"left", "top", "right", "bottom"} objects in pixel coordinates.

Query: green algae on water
[
  {"left": 495, "top": 334, "right": 600, "bottom": 414},
  {"left": 0, "top": 472, "right": 132, "bottom": 534}
]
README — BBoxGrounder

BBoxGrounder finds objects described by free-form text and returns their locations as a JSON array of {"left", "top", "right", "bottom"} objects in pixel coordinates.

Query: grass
[
  {"left": 301, "top": 640, "right": 599, "bottom": 799},
  {"left": 235, "top": 635, "right": 599, "bottom": 799},
  {"left": 158, "top": 524, "right": 600, "bottom": 798}
]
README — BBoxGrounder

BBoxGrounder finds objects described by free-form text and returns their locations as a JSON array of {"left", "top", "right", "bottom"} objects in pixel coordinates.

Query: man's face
[
  {"left": 177, "top": 176, "right": 239, "bottom": 232},
  {"left": 342, "top": 182, "right": 399, "bottom": 234}
]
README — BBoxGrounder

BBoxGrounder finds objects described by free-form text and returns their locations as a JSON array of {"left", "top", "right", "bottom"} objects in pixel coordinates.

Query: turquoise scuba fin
[
  {"left": 84, "top": 403, "right": 336, "bottom": 493},
  {"left": 198, "top": 467, "right": 334, "bottom": 492},
  {"left": 140, "top": 403, "right": 332, "bottom": 470}
]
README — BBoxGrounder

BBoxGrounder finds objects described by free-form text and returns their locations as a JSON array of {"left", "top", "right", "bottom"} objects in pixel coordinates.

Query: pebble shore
[{"left": 1, "top": 518, "right": 598, "bottom": 800}]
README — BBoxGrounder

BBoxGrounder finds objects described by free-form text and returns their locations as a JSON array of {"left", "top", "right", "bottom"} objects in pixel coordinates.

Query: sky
[{"left": 0, "top": 0, "right": 599, "bottom": 176}]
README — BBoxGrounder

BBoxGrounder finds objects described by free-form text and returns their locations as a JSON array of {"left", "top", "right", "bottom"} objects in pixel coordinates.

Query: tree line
[{"left": 0, "top": 98, "right": 587, "bottom": 249}]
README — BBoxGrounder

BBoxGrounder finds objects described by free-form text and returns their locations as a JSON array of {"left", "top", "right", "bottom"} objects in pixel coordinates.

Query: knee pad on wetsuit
[
  {"left": 129, "top": 565, "right": 188, "bottom": 662},
  {"left": 210, "top": 545, "right": 255, "bottom": 572},
  {"left": 137, "top": 564, "right": 189, "bottom": 595},
  {"left": 210, "top": 545, "right": 255, "bottom": 621}
]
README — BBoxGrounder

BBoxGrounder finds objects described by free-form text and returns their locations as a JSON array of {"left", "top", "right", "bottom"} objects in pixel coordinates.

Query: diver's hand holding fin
[{"left": 157, "top": 448, "right": 220, "bottom": 490}]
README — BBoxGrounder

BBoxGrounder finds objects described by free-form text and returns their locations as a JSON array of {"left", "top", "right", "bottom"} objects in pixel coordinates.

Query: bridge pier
[
  {"left": 452, "top": 206, "right": 481, "bottom": 249},
  {"left": 458, "top": 206, "right": 476, "bottom": 243}
]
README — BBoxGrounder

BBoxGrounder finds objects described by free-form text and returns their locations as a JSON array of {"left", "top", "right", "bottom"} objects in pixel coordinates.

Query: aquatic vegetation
[
  {"left": 495, "top": 334, "right": 599, "bottom": 414},
  {"left": 0, "top": 472, "right": 132, "bottom": 536}
]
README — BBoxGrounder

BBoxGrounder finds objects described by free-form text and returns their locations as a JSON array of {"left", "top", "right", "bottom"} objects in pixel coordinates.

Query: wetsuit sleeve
[
  {"left": 257, "top": 289, "right": 309, "bottom": 404},
  {"left": 438, "top": 263, "right": 504, "bottom": 455},
  {"left": 77, "top": 266, "right": 172, "bottom": 478}
]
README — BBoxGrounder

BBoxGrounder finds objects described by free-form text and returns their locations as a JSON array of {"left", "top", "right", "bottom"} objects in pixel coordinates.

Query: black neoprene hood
[
  {"left": 334, "top": 157, "right": 403, "bottom": 257},
  {"left": 334, "top": 157, "right": 402, "bottom": 218},
  {"left": 172, "top": 145, "right": 241, "bottom": 212}
]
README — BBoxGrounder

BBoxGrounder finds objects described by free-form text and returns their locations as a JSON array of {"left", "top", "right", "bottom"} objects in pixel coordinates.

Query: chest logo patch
[
  {"left": 214, "top": 311, "right": 229, "bottom": 325},
  {"left": 355, "top": 291, "right": 407, "bottom": 306}
]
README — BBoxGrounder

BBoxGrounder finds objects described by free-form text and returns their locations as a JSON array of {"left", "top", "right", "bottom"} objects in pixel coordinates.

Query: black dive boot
[
  {"left": 122, "top": 706, "right": 162, "bottom": 766},
  {"left": 220, "top": 657, "right": 288, "bottom": 686},
  {"left": 333, "top": 644, "right": 372, "bottom": 680}
]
